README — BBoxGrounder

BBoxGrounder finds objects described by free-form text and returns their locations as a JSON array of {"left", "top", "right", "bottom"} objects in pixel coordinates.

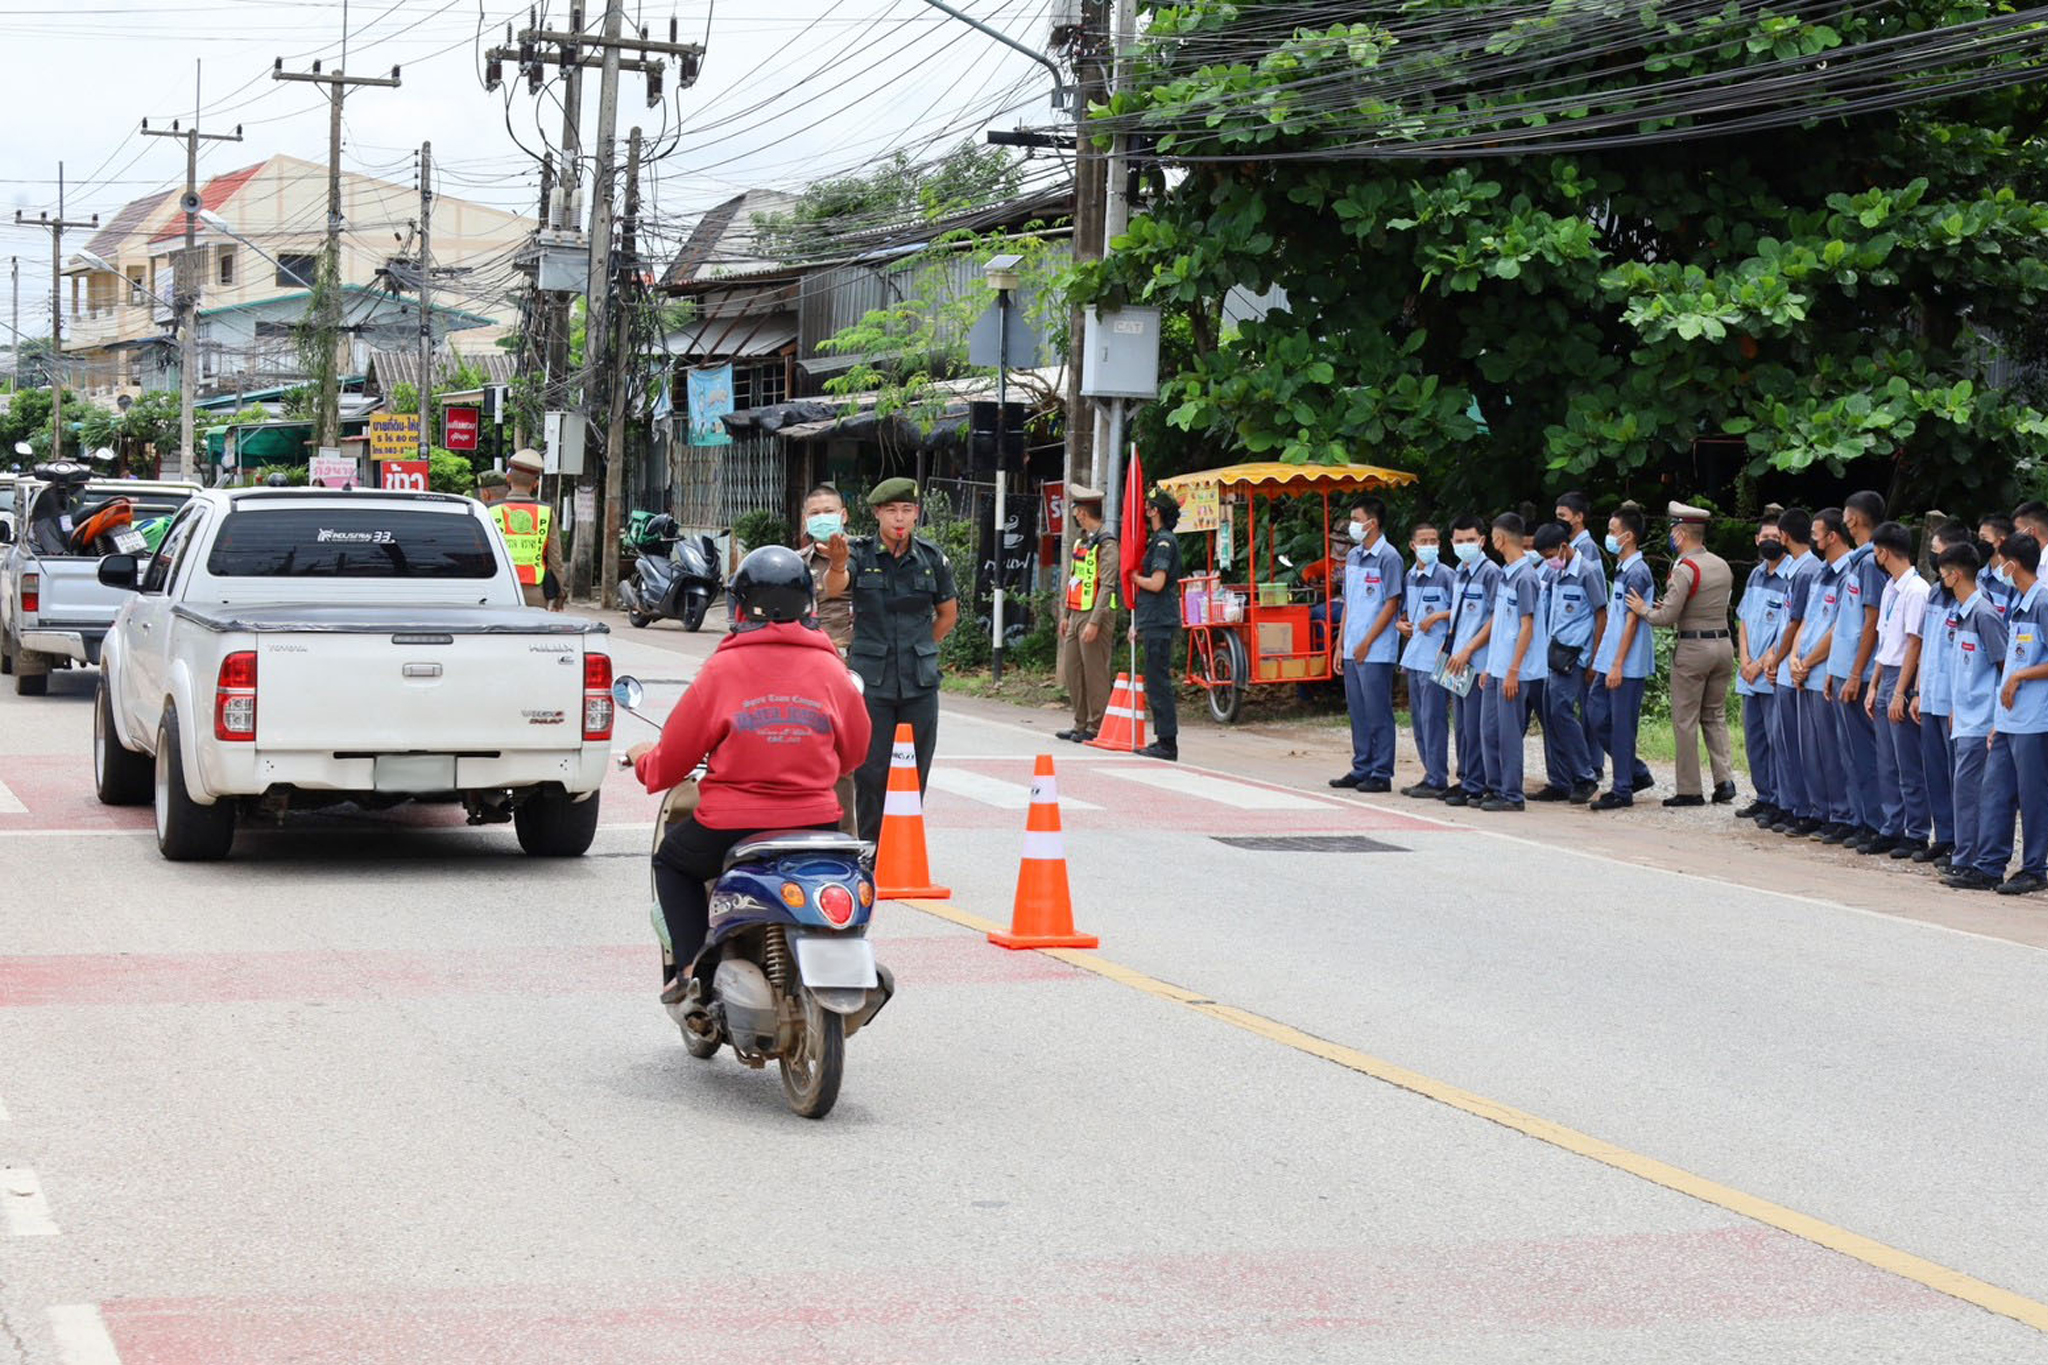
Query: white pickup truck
[
  {"left": 1, "top": 467, "right": 199, "bottom": 694},
  {"left": 93, "top": 486, "right": 616, "bottom": 861}
]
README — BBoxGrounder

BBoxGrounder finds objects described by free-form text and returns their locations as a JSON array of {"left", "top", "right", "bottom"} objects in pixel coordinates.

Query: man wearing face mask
[
  {"left": 1937, "top": 541, "right": 2005, "bottom": 889},
  {"left": 797, "top": 483, "right": 855, "bottom": 655},
  {"left": 1588, "top": 504, "right": 1658, "bottom": 810},
  {"left": 1734, "top": 507, "right": 1790, "bottom": 825},
  {"left": 1057, "top": 485, "right": 1120, "bottom": 744},
  {"left": 1974, "top": 532, "right": 2048, "bottom": 895},
  {"left": 1441, "top": 516, "right": 1499, "bottom": 808},
  {"left": 1331, "top": 497, "right": 1406, "bottom": 792},
  {"left": 1791, "top": 509, "right": 1856, "bottom": 842},
  {"left": 1396, "top": 520, "right": 1456, "bottom": 797},
  {"left": 1827, "top": 491, "right": 1888, "bottom": 849},
  {"left": 1534, "top": 520, "right": 1603, "bottom": 803},
  {"left": 1624, "top": 501, "right": 1735, "bottom": 807},
  {"left": 1907, "top": 520, "right": 1974, "bottom": 866},
  {"left": 1863, "top": 521, "right": 1931, "bottom": 859}
]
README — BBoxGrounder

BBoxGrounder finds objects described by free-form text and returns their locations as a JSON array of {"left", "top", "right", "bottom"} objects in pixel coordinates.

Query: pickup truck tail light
[
  {"left": 583, "top": 652, "right": 614, "bottom": 741},
  {"left": 20, "top": 572, "right": 37, "bottom": 614},
  {"left": 214, "top": 651, "right": 258, "bottom": 741}
]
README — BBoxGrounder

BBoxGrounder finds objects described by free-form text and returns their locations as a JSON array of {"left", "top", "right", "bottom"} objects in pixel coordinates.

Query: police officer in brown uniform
[
  {"left": 1625, "top": 500, "right": 1737, "bottom": 806},
  {"left": 1057, "top": 484, "right": 1121, "bottom": 742}
]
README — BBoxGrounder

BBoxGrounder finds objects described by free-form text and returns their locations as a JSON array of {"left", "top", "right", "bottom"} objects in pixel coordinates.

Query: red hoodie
[{"left": 634, "top": 622, "right": 872, "bottom": 829}]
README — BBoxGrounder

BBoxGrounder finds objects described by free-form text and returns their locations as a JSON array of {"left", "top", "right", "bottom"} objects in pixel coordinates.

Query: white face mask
[{"left": 1347, "top": 521, "right": 1368, "bottom": 544}]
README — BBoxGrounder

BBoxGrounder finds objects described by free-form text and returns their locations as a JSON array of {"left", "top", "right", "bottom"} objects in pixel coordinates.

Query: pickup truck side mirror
[{"left": 97, "top": 554, "right": 140, "bottom": 591}]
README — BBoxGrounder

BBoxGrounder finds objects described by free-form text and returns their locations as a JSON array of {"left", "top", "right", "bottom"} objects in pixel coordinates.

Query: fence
[{"left": 668, "top": 433, "right": 788, "bottom": 531}]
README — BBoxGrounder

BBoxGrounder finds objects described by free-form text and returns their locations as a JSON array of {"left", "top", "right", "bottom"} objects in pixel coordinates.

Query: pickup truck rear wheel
[
  {"left": 15, "top": 668, "right": 46, "bottom": 697},
  {"left": 514, "top": 788, "right": 601, "bottom": 857},
  {"left": 94, "top": 679, "right": 152, "bottom": 805},
  {"left": 1, "top": 630, "right": 12, "bottom": 673},
  {"left": 154, "top": 705, "right": 235, "bottom": 861}
]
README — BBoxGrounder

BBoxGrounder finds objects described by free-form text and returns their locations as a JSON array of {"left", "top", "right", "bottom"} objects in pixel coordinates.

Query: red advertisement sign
[
  {"left": 380, "top": 459, "right": 431, "bottom": 493},
  {"left": 1042, "top": 479, "right": 1065, "bottom": 538},
  {"left": 443, "top": 406, "right": 481, "bottom": 452}
]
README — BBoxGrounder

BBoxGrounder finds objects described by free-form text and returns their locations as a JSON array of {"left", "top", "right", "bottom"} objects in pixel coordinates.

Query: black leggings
[{"left": 652, "top": 818, "right": 837, "bottom": 980}]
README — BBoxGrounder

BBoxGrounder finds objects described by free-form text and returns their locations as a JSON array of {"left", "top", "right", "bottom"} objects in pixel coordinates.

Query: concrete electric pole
[
  {"left": 271, "top": 57, "right": 400, "bottom": 454},
  {"left": 598, "top": 126, "right": 642, "bottom": 609},
  {"left": 417, "top": 140, "right": 433, "bottom": 460},
  {"left": 14, "top": 164, "right": 99, "bottom": 465},
  {"left": 142, "top": 62, "right": 243, "bottom": 484}
]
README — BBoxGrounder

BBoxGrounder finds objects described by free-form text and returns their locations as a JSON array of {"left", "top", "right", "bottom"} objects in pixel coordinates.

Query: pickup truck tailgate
[{"left": 253, "top": 631, "right": 592, "bottom": 752}]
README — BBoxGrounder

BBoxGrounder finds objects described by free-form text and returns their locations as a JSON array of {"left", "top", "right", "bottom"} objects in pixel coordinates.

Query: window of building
[
  {"left": 218, "top": 248, "right": 235, "bottom": 287},
  {"left": 730, "top": 360, "right": 788, "bottom": 412},
  {"left": 126, "top": 268, "right": 146, "bottom": 306},
  {"left": 276, "top": 253, "right": 317, "bottom": 289}
]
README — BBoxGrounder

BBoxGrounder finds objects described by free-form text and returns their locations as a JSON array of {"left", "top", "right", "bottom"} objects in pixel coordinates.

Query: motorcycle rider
[{"left": 626, "top": 546, "right": 873, "bottom": 1002}]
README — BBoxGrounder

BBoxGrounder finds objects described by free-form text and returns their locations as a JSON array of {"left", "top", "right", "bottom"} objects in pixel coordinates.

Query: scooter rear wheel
[
  {"left": 778, "top": 989, "right": 844, "bottom": 1119},
  {"left": 627, "top": 610, "right": 651, "bottom": 628}
]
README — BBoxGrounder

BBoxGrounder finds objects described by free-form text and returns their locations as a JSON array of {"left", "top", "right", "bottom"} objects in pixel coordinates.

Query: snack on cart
[{"left": 1155, "top": 461, "right": 1419, "bottom": 723}]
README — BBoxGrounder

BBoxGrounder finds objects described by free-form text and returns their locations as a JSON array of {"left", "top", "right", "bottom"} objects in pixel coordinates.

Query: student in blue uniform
[
  {"left": 1330, "top": 497, "right": 1406, "bottom": 793},
  {"left": 1589, "top": 505, "right": 1657, "bottom": 811},
  {"left": 1442, "top": 516, "right": 1500, "bottom": 809},
  {"left": 1533, "top": 520, "right": 1605, "bottom": 803},
  {"left": 1734, "top": 509, "right": 1791, "bottom": 824},
  {"left": 1479, "top": 513, "right": 1545, "bottom": 811},
  {"left": 1396, "top": 521, "right": 1456, "bottom": 798},
  {"left": 1973, "top": 533, "right": 2048, "bottom": 895},
  {"left": 1761, "top": 509, "right": 1824, "bottom": 835},
  {"left": 1908, "top": 520, "right": 1972, "bottom": 866},
  {"left": 1940, "top": 542, "right": 2008, "bottom": 891},
  {"left": 1978, "top": 515, "right": 2016, "bottom": 621},
  {"left": 1791, "top": 509, "right": 1855, "bottom": 842},
  {"left": 1863, "top": 521, "right": 1930, "bottom": 858},
  {"left": 1555, "top": 490, "right": 1604, "bottom": 782},
  {"left": 1829, "top": 491, "right": 1887, "bottom": 848}
]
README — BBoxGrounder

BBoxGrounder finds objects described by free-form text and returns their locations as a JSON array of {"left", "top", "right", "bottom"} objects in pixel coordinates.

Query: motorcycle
[
  {"left": 613, "top": 675, "right": 891, "bottom": 1119},
  {"left": 25, "top": 457, "right": 148, "bottom": 558},
  {"left": 616, "top": 513, "right": 720, "bottom": 632}
]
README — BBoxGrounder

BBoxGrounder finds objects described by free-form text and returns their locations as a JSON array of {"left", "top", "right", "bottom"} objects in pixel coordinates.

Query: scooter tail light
[
  {"left": 20, "top": 572, "right": 37, "bottom": 614},
  {"left": 780, "top": 882, "right": 807, "bottom": 908},
  {"left": 214, "top": 650, "right": 258, "bottom": 741},
  {"left": 857, "top": 879, "right": 874, "bottom": 909},
  {"left": 818, "top": 884, "right": 855, "bottom": 926},
  {"left": 582, "top": 651, "right": 614, "bottom": 740}
]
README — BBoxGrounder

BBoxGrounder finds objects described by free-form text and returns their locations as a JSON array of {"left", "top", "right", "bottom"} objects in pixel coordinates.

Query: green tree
[
  {"left": 752, "top": 140, "right": 1023, "bottom": 262},
  {"left": 120, "top": 390, "right": 182, "bottom": 455},
  {"left": 1080, "top": 0, "right": 2048, "bottom": 513}
]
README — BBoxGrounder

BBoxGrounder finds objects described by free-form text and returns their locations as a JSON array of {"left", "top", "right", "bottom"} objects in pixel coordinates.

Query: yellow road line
[{"left": 896, "top": 896, "right": 2048, "bottom": 1335}]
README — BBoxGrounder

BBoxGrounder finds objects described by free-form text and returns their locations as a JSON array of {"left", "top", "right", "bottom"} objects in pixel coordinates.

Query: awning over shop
[{"left": 664, "top": 314, "right": 799, "bottom": 359}]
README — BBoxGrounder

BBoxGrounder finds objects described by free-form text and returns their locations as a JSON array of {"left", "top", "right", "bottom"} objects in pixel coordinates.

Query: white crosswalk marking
[
  {"left": 0, "top": 776, "right": 25, "bottom": 815},
  {"left": 1098, "top": 768, "right": 1333, "bottom": 811},
  {"left": 49, "top": 1305, "right": 124, "bottom": 1365},
  {"left": 930, "top": 768, "right": 1100, "bottom": 811}
]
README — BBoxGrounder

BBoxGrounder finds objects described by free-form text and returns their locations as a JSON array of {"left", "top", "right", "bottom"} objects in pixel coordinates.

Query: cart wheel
[{"left": 1208, "top": 632, "right": 1248, "bottom": 724}]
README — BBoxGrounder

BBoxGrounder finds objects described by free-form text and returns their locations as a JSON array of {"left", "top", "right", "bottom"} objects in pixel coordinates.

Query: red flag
[{"left": 1119, "top": 446, "right": 1146, "bottom": 608}]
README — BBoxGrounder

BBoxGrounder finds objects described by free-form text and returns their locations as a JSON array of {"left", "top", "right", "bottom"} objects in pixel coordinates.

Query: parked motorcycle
[
  {"left": 613, "top": 675, "right": 891, "bottom": 1119},
  {"left": 616, "top": 514, "right": 720, "bottom": 632}
]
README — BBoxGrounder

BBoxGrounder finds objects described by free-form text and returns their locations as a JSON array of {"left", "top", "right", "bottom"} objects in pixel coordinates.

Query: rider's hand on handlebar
[{"left": 625, "top": 741, "right": 655, "bottom": 767}]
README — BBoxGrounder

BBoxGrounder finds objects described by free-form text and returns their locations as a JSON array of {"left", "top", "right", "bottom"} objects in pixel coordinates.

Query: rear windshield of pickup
[{"left": 206, "top": 508, "right": 499, "bottom": 578}]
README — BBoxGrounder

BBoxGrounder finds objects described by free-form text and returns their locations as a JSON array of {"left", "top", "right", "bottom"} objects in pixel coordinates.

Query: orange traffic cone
[
  {"left": 1087, "top": 672, "right": 1148, "bottom": 752},
  {"left": 874, "top": 723, "right": 951, "bottom": 900},
  {"left": 990, "top": 754, "right": 1098, "bottom": 950}
]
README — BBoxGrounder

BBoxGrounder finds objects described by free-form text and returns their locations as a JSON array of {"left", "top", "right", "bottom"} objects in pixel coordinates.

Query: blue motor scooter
[{"left": 613, "top": 675, "right": 891, "bottom": 1119}]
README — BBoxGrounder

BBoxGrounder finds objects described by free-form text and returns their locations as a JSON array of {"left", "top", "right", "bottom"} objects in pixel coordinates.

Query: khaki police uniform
[
  {"left": 843, "top": 478, "right": 958, "bottom": 845},
  {"left": 800, "top": 541, "right": 856, "bottom": 655},
  {"left": 1059, "top": 486, "right": 1121, "bottom": 738},
  {"left": 1645, "top": 501, "right": 1736, "bottom": 798},
  {"left": 496, "top": 449, "right": 564, "bottom": 608}
]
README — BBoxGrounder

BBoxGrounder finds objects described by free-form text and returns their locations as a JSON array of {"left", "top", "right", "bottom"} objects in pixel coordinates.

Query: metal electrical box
[
  {"left": 1081, "top": 306, "right": 1162, "bottom": 400},
  {"left": 535, "top": 231, "right": 589, "bottom": 293},
  {"left": 544, "top": 410, "right": 586, "bottom": 476}
]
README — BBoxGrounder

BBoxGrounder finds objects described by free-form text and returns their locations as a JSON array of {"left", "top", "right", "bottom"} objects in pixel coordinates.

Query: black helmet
[{"left": 729, "top": 545, "right": 815, "bottom": 627}]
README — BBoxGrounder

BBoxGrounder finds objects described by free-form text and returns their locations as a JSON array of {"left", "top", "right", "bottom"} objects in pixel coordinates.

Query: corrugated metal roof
[
  {"left": 663, "top": 312, "right": 797, "bottom": 358},
  {"left": 148, "top": 163, "right": 264, "bottom": 244},
  {"left": 365, "top": 349, "right": 519, "bottom": 393}
]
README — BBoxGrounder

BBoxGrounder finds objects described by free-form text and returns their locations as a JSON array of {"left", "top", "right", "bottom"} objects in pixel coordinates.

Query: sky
[{"left": 0, "top": 0, "right": 1068, "bottom": 345}]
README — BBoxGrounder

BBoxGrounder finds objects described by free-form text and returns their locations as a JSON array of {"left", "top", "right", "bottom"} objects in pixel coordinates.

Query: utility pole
[
  {"left": 1098, "top": 0, "right": 1137, "bottom": 530},
  {"left": 575, "top": 0, "right": 629, "bottom": 604},
  {"left": 417, "top": 140, "right": 434, "bottom": 460},
  {"left": 10, "top": 257, "right": 17, "bottom": 386},
  {"left": 599, "top": 127, "right": 641, "bottom": 609},
  {"left": 142, "top": 62, "right": 243, "bottom": 484},
  {"left": 272, "top": 57, "right": 401, "bottom": 454},
  {"left": 14, "top": 165, "right": 99, "bottom": 464},
  {"left": 1063, "top": 0, "right": 1109, "bottom": 580}
]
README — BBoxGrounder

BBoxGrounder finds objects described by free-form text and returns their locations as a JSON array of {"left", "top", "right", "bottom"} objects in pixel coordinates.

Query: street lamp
[{"left": 984, "top": 253, "right": 1025, "bottom": 684}]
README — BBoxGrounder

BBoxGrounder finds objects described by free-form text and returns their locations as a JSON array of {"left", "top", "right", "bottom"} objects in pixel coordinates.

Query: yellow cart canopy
[{"left": 1156, "top": 461, "right": 1419, "bottom": 498}]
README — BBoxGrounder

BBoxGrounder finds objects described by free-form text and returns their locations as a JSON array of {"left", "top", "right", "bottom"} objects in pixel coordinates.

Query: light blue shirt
[
  {"left": 1826, "top": 542, "right": 1882, "bottom": 680},
  {"left": 1593, "top": 552, "right": 1656, "bottom": 678},
  {"left": 1795, "top": 555, "right": 1850, "bottom": 693},
  {"left": 1774, "top": 551, "right": 1823, "bottom": 689},
  {"left": 1340, "top": 537, "right": 1406, "bottom": 665},
  {"left": 1398, "top": 560, "right": 1457, "bottom": 673},
  {"left": 1996, "top": 582, "right": 2048, "bottom": 735},
  {"left": 1736, "top": 560, "right": 1790, "bottom": 698},
  {"left": 1483, "top": 552, "right": 1548, "bottom": 681},
  {"left": 1545, "top": 550, "right": 1607, "bottom": 666},
  {"left": 1918, "top": 585, "right": 1956, "bottom": 717},
  {"left": 1571, "top": 528, "right": 1601, "bottom": 570},
  {"left": 1950, "top": 590, "right": 2009, "bottom": 739},
  {"left": 1451, "top": 555, "right": 1501, "bottom": 673}
]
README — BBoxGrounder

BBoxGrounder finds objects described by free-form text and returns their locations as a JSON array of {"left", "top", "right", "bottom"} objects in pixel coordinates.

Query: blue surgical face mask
[
  {"left": 1604, "top": 533, "right": 1623, "bottom": 556},
  {"left": 1998, "top": 564, "right": 2016, "bottom": 588},
  {"left": 1414, "top": 544, "right": 1440, "bottom": 567},
  {"left": 1453, "top": 541, "right": 1482, "bottom": 566},
  {"left": 806, "top": 512, "right": 844, "bottom": 542}
]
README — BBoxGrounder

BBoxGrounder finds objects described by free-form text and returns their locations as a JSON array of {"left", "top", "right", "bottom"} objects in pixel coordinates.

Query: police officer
[
  {"left": 1625, "top": 501, "right": 1735, "bottom": 807},
  {"left": 796, "top": 482, "right": 855, "bottom": 655},
  {"left": 1057, "top": 484, "right": 1120, "bottom": 743},
  {"left": 494, "top": 449, "right": 565, "bottom": 611},
  {"left": 1129, "top": 490, "right": 1184, "bottom": 762},
  {"left": 823, "top": 478, "right": 960, "bottom": 846}
]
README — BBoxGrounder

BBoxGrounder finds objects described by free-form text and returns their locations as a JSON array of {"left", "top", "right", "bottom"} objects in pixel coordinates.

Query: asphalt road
[{"left": 3, "top": 619, "right": 2048, "bottom": 1363}]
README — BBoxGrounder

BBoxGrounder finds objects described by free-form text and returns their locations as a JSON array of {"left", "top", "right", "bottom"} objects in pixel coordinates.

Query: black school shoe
[
  {"left": 1712, "top": 781, "right": 1738, "bottom": 804},
  {"left": 1530, "top": 786, "right": 1572, "bottom": 802},
  {"left": 1359, "top": 777, "right": 1393, "bottom": 793},
  {"left": 1589, "top": 792, "right": 1634, "bottom": 811},
  {"left": 1857, "top": 835, "right": 1900, "bottom": 856},
  {"left": 1570, "top": 782, "right": 1599, "bottom": 804},
  {"left": 1139, "top": 742, "right": 1178, "bottom": 762},
  {"left": 1441, "top": 789, "right": 1472, "bottom": 807},
  {"left": 1889, "top": 840, "right": 1927, "bottom": 860},
  {"left": 1913, "top": 841, "right": 1953, "bottom": 865},
  {"left": 1997, "top": 872, "right": 2048, "bottom": 896},
  {"left": 1329, "top": 773, "right": 1362, "bottom": 789},
  {"left": 1402, "top": 781, "right": 1446, "bottom": 798},
  {"left": 1736, "top": 800, "right": 1772, "bottom": 820},
  {"left": 1479, "top": 796, "right": 1524, "bottom": 812},
  {"left": 1819, "top": 823, "right": 1858, "bottom": 845},
  {"left": 1662, "top": 794, "right": 1706, "bottom": 808},
  {"left": 1943, "top": 868, "right": 2000, "bottom": 891},
  {"left": 1786, "top": 818, "right": 1824, "bottom": 836}
]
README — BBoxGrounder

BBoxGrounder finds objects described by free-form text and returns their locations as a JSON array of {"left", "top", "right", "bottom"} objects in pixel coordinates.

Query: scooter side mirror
[
  {"left": 611, "top": 676, "right": 645, "bottom": 712},
  {"left": 12, "top": 442, "right": 31, "bottom": 457}
]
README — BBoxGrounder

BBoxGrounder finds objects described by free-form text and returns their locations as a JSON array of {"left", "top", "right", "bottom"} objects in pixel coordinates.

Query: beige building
[{"left": 61, "top": 154, "right": 532, "bottom": 402}]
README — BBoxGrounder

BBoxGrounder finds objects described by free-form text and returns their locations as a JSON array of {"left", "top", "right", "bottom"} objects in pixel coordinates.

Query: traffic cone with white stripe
[
  {"left": 990, "top": 754, "right": 1098, "bottom": 950},
  {"left": 874, "top": 723, "right": 951, "bottom": 900},
  {"left": 1087, "top": 672, "right": 1148, "bottom": 752}
]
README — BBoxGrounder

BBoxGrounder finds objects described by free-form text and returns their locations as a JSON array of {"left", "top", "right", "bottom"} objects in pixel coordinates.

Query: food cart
[{"left": 1157, "top": 461, "right": 1418, "bottom": 723}]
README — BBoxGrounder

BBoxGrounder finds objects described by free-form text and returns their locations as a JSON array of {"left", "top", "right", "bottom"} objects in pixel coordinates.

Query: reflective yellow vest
[
  {"left": 491, "top": 500, "right": 551, "bottom": 585},
  {"left": 1067, "top": 536, "right": 1115, "bottom": 612}
]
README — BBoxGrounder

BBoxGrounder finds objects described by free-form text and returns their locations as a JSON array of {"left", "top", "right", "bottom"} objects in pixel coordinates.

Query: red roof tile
[{"left": 148, "top": 162, "right": 265, "bottom": 244}]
